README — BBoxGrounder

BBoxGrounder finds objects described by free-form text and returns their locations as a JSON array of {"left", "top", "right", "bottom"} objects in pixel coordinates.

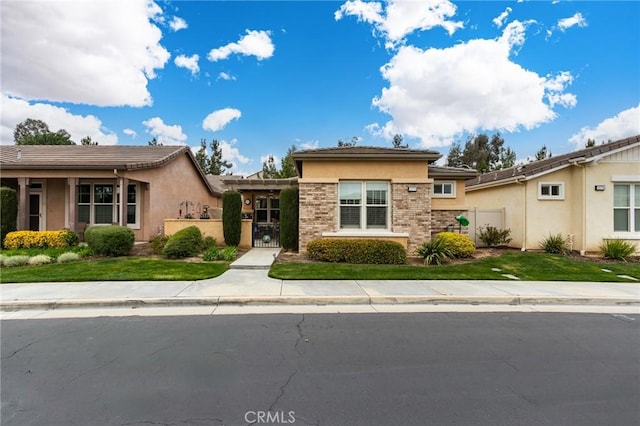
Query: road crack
[
  {"left": 2, "top": 342, "right": 34, "bottom": 359},
  {"left": 294, "top": 314, "right": 306, "bottom": 355}
]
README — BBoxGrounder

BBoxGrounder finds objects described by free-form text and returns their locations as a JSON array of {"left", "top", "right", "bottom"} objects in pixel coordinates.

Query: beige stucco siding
[
  {"left": 45, "top": 179, "right": 66, "bottom": 230},
  {"left": 431, "top": 181, "right": 468, "bottom": 209},
  {"left": 301, "top": 160, "right": 428, "bottom": 180}
]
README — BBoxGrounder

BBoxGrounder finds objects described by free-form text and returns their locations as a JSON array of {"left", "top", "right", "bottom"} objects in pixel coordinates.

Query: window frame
[
  {"left": 613, "top": 183, "right": 639, "bottom": 233},
  {"left": 433, "top": 181, "right": 456, "bottom": 198},
  {"left": 538, "top": 182, "right": 565, "bottom": 200},
  {"left": 339, "top": 181, "right": 390, "bottom": 231},
  {"left": 77, "top": 182, "right": 139, "bottom": 228}
]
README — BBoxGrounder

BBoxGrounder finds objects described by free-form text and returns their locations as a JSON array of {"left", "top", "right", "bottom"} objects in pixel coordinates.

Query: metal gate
[{"left": 252, "top": 223, "right": 280, "bottom": 248}]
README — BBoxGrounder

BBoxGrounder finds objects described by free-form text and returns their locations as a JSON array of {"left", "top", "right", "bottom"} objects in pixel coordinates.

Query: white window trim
[
  {"left": 77, "top": 182, "right": 140, "bottom": 229},
  {"left": 338, "top": 181, "right": 390, "bottom": 231},
  {"left": 538, "top": 182, "right": 565, "bottom": 200},
  {"left": 433, "top": 181, "right": 456, "bottom": 198},
  {"left": 613, "top": 183, "right": 639, "bottom": 233}
]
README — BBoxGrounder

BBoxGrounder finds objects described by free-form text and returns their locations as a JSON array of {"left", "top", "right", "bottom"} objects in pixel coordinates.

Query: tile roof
[
  {"left": 0, "top": 145, "right": 190, "bottom": 170},
  {"left": 428, "top": 165, "right": 479, "bottom": 179},
  {"left": 466, "top": 135, "right": 640, "bottom": 188}
]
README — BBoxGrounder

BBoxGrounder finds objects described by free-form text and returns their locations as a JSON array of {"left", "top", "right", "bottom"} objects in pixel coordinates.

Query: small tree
[
  {"left": 280, "top": 187, "right": 299, "bottom": 251},
  {"left": 0, "top": 187, "right": 18, "bottom": 245},
  {"left": 222, "top": 191, "right": 242, "bottom": 246},
  {"left": 392, "top": 134, "right": 408, "bottom": 149}
]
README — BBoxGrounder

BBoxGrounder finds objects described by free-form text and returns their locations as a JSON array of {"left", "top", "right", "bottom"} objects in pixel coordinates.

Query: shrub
[
  {"left": 478, "top": 226, "right": 512, "bottom": 247},
  {"left": 600, "top": 239, "right": 637, "bottom": 261},
  {"left": 0, "top": 254, "right": 6, "bottom": 267},
  {"left": 203, "top": 246, "right": 222, "bottom": 261},
  {"left": 222, "top": 246, "right": 238, "bottom": 261},
  {"left": 540, "top": 233, "right": 571, "bottom": 255},
  {"left": 416, "top": 237, "right": 454, "bottom": 265},
  {"left": 3, "top": 230, "right": 79, "bottom": 249},
  {"left": 28, "top": 254, "right": 52, "bottom": 266},
  {"left": 85, "top": 225, "right": 135, "bottom": 257},
  {"left": 3, "top": 255, "right": 30, "bottom": 267},
  {"left": 150, "top": 235, "right": 169, "bottom": 255},
  {"left": 306, "top": 239, "right": 406, "bottom": 265},
  {"left": 222, "top": 191, "right": 242, "bottom": 246},
  {"left": 1, "top": 186, "right": 18, "bottom": 245},
  {"left": 280, "top": 187, "right": 299, "bottom": 251},
  {"left": 163, "top": 226, "right": 203, "bottom": 259},
  {"left": 436, "top": 232, "right": 475, "bottom": 258},
  {"left": 57, "top": 252, "right": 81, "bottom": 263},
  {"left": 202, "top": 236, "right": 216, "bottom": 251}
]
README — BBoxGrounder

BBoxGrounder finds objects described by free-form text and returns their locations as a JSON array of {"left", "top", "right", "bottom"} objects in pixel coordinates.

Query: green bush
[
  {"left": 3, "top": 255, "right": 30, "bottom": 267},
  {"left": 416, "top": 237, "right": 453, "bottom": 265},
  {"left": 280, "top": 187, "right": 299, "bottom": 251},
  {"left": 306, "top": 239, "right": 406, "bottom": 265},
  {"left": 436, "top": 232, "right": 475, "bottom": 258},
  {"left": 478, "top": 226, "right": 512, "bottom": 247},
  {"left": 62, "top": 230, "right": 80, "bottom": 247},
  {"left": 600, "top": 239, "right": 637, "bottom": 261},
  {"left": 203, "top": 245, "right": 238, "bottom": 262},
  {"left": 163, "top": 226, "right": 203, "bottom": 259},
  {"left": 202, "top": 236, "right": 216, "bottom": 251},
  {"left": 0, "top": 186, "right": 18, "bottom": 245},
  {"left": 57, "top": 252, "right": 81, "bottom": 263},
  {"left": 222, "top": 246, "right": 238, "bottom": 261},
  {"left": 150, "top": 235, "right": 169, "bottom": 255},
  {"left": 28, "top": 254, "right": 52, "bottom": 266},
  {"left": 85, "top": 225, "right": 135, "bottom": 257},
  {"left": 223, "top": 191, "right": 242, "bottom": 246},
  {"left": 540, "top": 233, "right": 571, "bottom": 255}
]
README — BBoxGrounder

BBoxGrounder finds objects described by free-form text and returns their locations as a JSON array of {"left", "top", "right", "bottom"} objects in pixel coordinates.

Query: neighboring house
[
  {"left": 465, "top": 135, "right": 640, "bottom": 254},
  {"left": 0, "top": 145, "right": 221, "bottom": 241},
  {"left": 291, "top": 146, "right": 478, "bottom": 254}
]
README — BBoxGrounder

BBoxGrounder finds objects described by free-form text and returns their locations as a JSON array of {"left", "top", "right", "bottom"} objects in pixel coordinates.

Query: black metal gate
[{"left": 252, "top": 223, "right": 280, "bottom": 248}]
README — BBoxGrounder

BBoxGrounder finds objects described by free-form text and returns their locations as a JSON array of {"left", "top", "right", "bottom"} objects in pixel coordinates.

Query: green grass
[
  {"left": 0, "top": 257, "right": 229, "bottom": 283},
  {"left": 1, "top": 245, "right": 92, "bottom": 259},
  {"left": 269, "top": 252, "right": 640, "bottom": 282}
]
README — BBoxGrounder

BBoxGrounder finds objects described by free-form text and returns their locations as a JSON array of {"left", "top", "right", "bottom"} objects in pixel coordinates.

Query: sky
[{"left": 1, "top": 0, "right": 639, "bottom": 175}]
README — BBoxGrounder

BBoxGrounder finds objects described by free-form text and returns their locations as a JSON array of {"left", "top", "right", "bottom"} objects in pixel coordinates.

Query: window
[
  {"left": 538, "top": 182, "right": 564, "bottom": 200},
  {"left": 339, "top": 181, "right": 389, "bottom": 230},
  {"left": 255, "top": 196, "right": 279, "bottom": 223},
  {"left": 614, "top": 184, "right": 640, "bottom": 232},
  {"left": 117, "top": 184, "right": 138, "bottom": 225},
  {"left": 77, "top": 182, "right": 138, "bottom": 227},
  {"left": 78, "top": 184, "right": 91, "bottom": 223},
  {"left": 433, "top": 182, "right": 455, "bottom": 197}
]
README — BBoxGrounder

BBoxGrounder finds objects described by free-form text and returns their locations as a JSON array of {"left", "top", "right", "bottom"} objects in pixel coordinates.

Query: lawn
[
  {"left": 0, "top": 257, "right": 229, "bottom": 283},
  {"left": 269, "top": 252, "right": 640, "bottom": 282}
]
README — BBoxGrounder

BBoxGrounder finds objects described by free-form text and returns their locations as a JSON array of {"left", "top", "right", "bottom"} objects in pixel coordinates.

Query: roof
[
  {"left": 292, "top": 146, "right": 441, "bottom": 162},
  {"left": 220, "top": 176, "right": 298, "bottom": 192},
  {"left": 466, "top": 135, "right": 640, "bottom": 189},
  {"left": 0, "top": 144, "right": 221, "bottom": 195},
  {"left": 428, "top": 165, "right": 479, "bottom": 180}
]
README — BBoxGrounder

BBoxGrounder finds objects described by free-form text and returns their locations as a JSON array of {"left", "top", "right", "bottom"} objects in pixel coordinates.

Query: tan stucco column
[
  {"left": 17, "top": 177, "right": 29, "bottom": 230},
  {"left": 119, "top": 177, "right": 128, "bottom": 226},
  {"left": 67, "top": 178, "right": 78, "bottom": 231}
]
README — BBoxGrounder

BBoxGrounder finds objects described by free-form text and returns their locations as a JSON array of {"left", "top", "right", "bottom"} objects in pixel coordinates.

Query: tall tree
[
  {"left": 261, "top": 145, "right": 298, "bottom": 179},
  {"left": 534, "top": 144, "right": 552, "bottom": 161},
  {"left": 261, "top": 155, "right": 279, "bottom": 178},
  {"left": 148, "top": 137, "right": 162, "bottom": 146},
  {"left": 337, "top": 136, "right": 359, "bottom": 147},
  {"left": 196, "top": 138, "right": 232, "bottom": 175},
  {"left": 14, "top": 119, "right": 74, "bottom": 145},
  {"left": 392, "top": 134, "right": 408, "bottom": 149},
  {"left": 446, "top": 142, "right": 463, "bottom": 167},
  {"left": 80, "top": 136, "right": 98, "bottom": 145},
  {"left": 585, "top": 139, "right": 596, "bottom": 148},
  {"left": 449, "top": 133, "right": 516, "bottom": 173}
]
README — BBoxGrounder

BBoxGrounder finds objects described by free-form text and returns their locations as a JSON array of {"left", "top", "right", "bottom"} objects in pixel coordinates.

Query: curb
[{"left": 1, "top": 296, "right": 639, "bottom": 311}]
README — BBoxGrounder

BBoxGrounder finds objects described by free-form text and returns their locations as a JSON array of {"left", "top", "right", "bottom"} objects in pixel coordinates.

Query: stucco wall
[
  {"left": 164, "top": 219, "right": 252, "bottom": 248},
  {"left": 301, "top": 160, "right": 428, "bottom": 180},
  {"left": 431, "top": 180, "right": 468, "bottom": 209}
]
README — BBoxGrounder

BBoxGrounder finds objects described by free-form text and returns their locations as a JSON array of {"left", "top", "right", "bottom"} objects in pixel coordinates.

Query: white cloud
[
  {"left": 492, "top": 7, "right": 512, "bottom": 28},
  {"left": 218, "top": 72, "right": 237, "bottom": 81},
  {"left": 123, "top": 128, "right": 137, "bottom": 138},
  {"left": 174, "top": 54, "right": 200, "bottom": 75},
  {"left": 1, "top": 94, "right": 118, "bottom": 145},
  {"left": 557, "top": 12, "right": 587, "bottom": 31},
  {"left": 203, "top": 108, "right": 242, "bottom": 132},
  {"left": 169, "top": 16, "right": 188, "bottom": 32},
  {"left": 568, "top": 104, "right": 640, "bottom": 149},
  {"left": 142, "top": 117, "right": 187, "bottom": 145},
  {"left": 368, "top": 20, "right": 574, "bottom": 147},
  {"left": 220, "top": 139, "right": 252, "bottom": 175},
  {"left": 335, "top": 0, "right": 463, "bottom": 46},
  {"left": 297, "top": 139, "right": 320, "bottom": 150},
  {"left": 207, "top": 30, "right": 275, "bottom": 61},
  {"left": 260, "top": 154, "right": 281, "bottom": 167},
  {"left": 0, "top": 0, "right": 170, "bottom": 107}
]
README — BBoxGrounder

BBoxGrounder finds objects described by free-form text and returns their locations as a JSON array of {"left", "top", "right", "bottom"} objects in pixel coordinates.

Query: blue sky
[{"left": 2, "top": 0, "right": 639, "bottom": 175}]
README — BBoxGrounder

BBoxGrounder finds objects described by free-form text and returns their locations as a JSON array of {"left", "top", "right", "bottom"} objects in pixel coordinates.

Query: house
[
  {"left": 465, "top": 135, "right": 640, "bottom": 254},
  {"left": 291, "top": 146, "right": 479, "bottom": 254},
  {"left": 0, "top": 145, "right": 221, "bottom": 241}
]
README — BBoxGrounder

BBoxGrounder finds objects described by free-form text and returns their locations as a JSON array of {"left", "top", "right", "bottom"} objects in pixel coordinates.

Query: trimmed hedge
[
  {"left": 436, "top": 232, "right": 475, "bottom": 258},
  {"left": 4, "top": 230, "right": 79, "bottom": 249},
  {"left": 223, "top": 191, "right": 242, "bottom": 246},
  {"left": 163, "top": 226, "right": 203, "bottom": 259},
  {"left": 280, "top": 187, "right": 299, "bottom": 251},
  {"left": 1, "top": 187, "right": 18, "bottom": 245},
  {"left": 306, "top": 238, "right": 407, "bottom": 264},
  {"left": 85, "top": 225, "right": 134, "bottom": 257}
]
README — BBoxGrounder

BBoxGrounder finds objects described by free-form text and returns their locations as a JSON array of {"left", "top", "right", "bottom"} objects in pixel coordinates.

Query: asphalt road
[{"left": 2, "top": 313, "right": 639, "bottom": 426}]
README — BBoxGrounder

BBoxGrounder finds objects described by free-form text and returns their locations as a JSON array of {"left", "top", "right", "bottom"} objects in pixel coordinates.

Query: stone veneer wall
[
  {"left": 298, "top": 182, "right": 338, "bottom": 253},
  {"left": 431, "top": 209, "right": 469, "bottom": 236},
  {"left": 391, "top": 183, "right": 432, "bottom": 254}
]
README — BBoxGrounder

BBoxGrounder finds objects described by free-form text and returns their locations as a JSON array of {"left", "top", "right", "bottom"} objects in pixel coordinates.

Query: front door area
[
  {"left": 252, "top": 195, "right": 280, "bottom": 248},
  {"left": 29, "top": 193, "right": 42, "bottom": 231}
]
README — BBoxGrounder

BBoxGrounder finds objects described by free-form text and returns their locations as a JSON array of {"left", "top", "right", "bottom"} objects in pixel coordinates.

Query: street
[{"left": 2, "top": 312, "right": 639, "bottom": 426}]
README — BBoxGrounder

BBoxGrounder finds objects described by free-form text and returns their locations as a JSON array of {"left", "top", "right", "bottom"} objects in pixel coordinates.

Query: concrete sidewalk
[{"left": 1, "top": 268, "right": 639, "bottom": 311}]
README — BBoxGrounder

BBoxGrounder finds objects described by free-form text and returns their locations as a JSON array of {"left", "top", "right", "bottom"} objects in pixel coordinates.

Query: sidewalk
[{"left": 1, "top": 248, "right": 639, "bottom": 311}]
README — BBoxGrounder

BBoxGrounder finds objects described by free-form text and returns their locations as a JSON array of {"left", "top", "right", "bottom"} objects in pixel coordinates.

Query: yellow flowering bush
[{"left": 3, "top": 230, "right": 78, "bottom": 249}]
